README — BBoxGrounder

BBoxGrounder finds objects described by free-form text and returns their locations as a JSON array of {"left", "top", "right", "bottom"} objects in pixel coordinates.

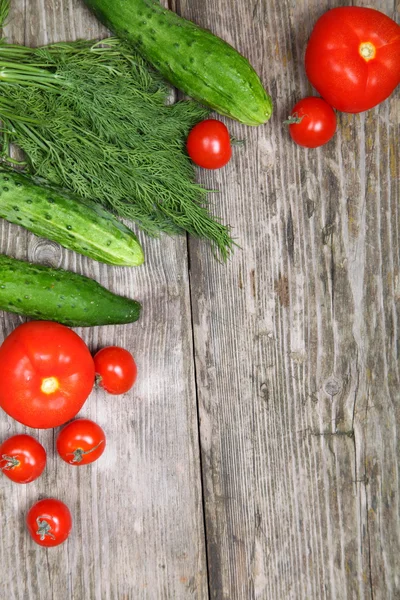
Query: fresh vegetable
[
  {"left": 0, "top": 434, "right": 46, "bottom": 483},
  {"left": 0, "top": 321, "right": 94, "bottom": 429},
  {"left": 26, "top": 498, "right": 72, "bottom": 547},
  {"left": 0, "top": 168, "right": 144, "bottom": 266},
  {"left": 83, "top": 0, "right": 272, "bottom": 126},
  {"left": 187, "top": 120, "right": 232, "bottom": 170},
  {"left": 57, "top": 419, "right": 106, "bottom": 466},
  {"left": 285, "top": 97, "right": 337, "bottom": 148},
  {"left": 94, "top": 346, "right": 137, "bottom": 395},
  {"left": 305, "top": 7, "right": 400, "bottom": 113},
  {"left": 0, "top": 254, "right": 141, "bottom": 326},
  {"left": 0, "top": 1, "right": 233, "bottom": 260}
]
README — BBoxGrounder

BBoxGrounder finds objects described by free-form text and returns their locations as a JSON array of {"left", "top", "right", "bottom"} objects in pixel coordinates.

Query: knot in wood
[
  {"left": 29, "top": 239, "right": 62, "bottom": 269},
  {"left": 324, "top": 377, "right": 341, "bottom": 397}
]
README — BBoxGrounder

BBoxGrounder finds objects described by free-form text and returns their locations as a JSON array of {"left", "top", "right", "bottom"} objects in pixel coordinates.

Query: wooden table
[{"left": 1, "top": 1, "right": 398, "bottom": 598}]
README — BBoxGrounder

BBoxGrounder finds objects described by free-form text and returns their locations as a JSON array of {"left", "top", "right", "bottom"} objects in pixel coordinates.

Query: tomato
[
  {"left": 94, "top": 346, "right": 137, "bottom": 395},
  {"left": 57, "top": 419, "right": 106, "bottom": 465},
  {"left": 26, "top": 498, "right": 72, "bottom": 547},
  {"left": 305, "top": 7, "right": 400, "bottom": 113},
  {"left": 0, "top": 321, "right": 95, "bottom": 429},
  {"left": 285, "top": 97, "right": 337, "bottom": 148},
  {"left": 0, "top": 434, "right": 46, "bottom": 484},
  {"left": 187, "top": 119, "right": 232, "bottom": 169}
]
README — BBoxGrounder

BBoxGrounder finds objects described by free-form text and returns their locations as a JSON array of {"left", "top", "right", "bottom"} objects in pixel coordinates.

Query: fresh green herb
[{"left": 0, "top": 2, "right": 233, "bottom": 259}]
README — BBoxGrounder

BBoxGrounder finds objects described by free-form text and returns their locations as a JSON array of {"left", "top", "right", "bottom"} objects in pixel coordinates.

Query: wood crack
[
  {"left": 310, "top": 429, "right": 354, "bottom": 438},
  {"left": 364, "top": 385, "right": 374, "bottom": 600},
  {"left": 366, "top": 491, "right": 375, "bottom": 600},
  {"left": 252, "top": 0, "right": 260, "bottom": 20},
  {"left": 351, "top": 349, "right": 361, "bottom": 483},
  {"left": 330, "top": 241, "right": 335, "bottom": 315},
  {"left": 187, "top": 240, "right": 211, "bottom": 600},
  {"left": 286, "top": 207, "right": 294, "bottom": 262}
]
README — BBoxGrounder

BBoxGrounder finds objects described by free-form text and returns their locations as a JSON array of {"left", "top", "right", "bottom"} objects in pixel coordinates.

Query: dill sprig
[
  {"left": 0, "top": 0, "right": 9, "bottom": 29},
  {"left": 0, "top": 32, "right": 234, "bottom": 258}
]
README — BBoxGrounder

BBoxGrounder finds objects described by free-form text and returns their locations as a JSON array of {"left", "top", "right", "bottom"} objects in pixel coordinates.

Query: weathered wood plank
[
  {"left": 180, "top": 0, "right": 399, "bottom": 598},
  {"left": 0, "top": 2, "right": 207, "bottom": 599}
]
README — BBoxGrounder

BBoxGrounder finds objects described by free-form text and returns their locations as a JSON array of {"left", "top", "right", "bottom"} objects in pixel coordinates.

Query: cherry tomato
[
  {"left": 94, "top": 346, "right": 137, "bottom": 395},
  {"left": 286, "top": 97, "right": 336, "bottom": 148},
  {"left": 26, "top": 498, "right": 72, "bottom": 547},
  {"left": 187, "top": 119, "right": 232, "bottom": 169},
  {"left": 57, "top": 419, "right": 106, "bottom": 466},
  {"left": 0, "top": 434, "right": 46, "bottom": 484},
  {"left": 305, "top": 7, "right": 400, "bottom": 113},
  {"left": 0, "top": 321, "right": 95, "bottom": 429}
]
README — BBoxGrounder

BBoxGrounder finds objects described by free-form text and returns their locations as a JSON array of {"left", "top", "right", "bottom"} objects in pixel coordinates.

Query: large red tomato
[
  {"left": 0, "top": 322, "right": 95, "bottom": 429},
  {"left": 305, "top": 7, "right": 400, "bottom": 113}
]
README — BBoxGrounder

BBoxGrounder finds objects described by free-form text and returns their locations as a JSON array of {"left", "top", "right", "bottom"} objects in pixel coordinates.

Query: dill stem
[
  {"left": 0, "top": 59, "right": 62, "bottom": 90},
  {"left": 0, "top": 59, "right": 57, "bottom": 72}
]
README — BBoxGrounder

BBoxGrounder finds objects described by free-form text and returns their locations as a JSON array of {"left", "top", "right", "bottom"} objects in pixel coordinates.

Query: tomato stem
[
  {"left": 359, "top": 42, "right": 376, "bottom": 62},
  {"left": 41, "top": 376, "right": 59, "bottom": 395},
  {"left": 68, "top": 440, "right": 104, "bottom": 463},
  {"left": 230, "top": 136, "right": 245, "bottom": 146},
  {"left": 36, "top": 517, "right": 56, "bottom": 541},
  {"left": 0, "top": 454, "right": 20, "bottom": 470},
  {"left": 283, "top": 112, "right": 306, "bottom": 125}
]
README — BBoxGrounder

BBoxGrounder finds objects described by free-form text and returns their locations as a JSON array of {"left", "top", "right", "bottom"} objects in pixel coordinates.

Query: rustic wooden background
[{"left": 0, "top": 0, "right": 398, "bottom": 598}]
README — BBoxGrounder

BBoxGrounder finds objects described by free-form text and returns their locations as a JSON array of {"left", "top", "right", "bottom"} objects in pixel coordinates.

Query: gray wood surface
[
  {"left": 0, "top": 2, "right": 207, "bottom": 599},
  {"left": 0, "top": 0, "right": 399, "bottom": 599},
  {"left": 183, "top": 0, "right": 399, "bottom": 598}
]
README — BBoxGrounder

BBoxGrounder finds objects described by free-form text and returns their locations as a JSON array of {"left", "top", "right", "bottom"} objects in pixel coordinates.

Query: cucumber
[
  {"left": 0, "top": 255, "right": 141, "bottom": 327},
  {"left": 84, "top": 0, "right": 272, "bottom": 126},
  {"left": 0, "top": 168, "right": 144, "bottom": 266}
]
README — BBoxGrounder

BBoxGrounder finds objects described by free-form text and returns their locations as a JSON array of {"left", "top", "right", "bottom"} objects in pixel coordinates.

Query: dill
[{"left": 0, "top": 4, "right": 233, "bottom": 259}]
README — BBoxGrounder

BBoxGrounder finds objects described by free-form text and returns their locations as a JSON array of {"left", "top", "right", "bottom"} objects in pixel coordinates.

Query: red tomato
[
  {"left": 94, "top": 346, "right": 137, "bottom": 395},
  {"left": 0, "top": 322, "right": 95, "bottom": 429},
  {"left": 305, "top": 7, "right": 400, "bottom": 113},
  {"left": 286, "top": 97, "right": 336, "bottom": 148},
  {"left": 0, "top": 434, "right": 46, "bottom": 483},
  {"left": 26, "top": 498, "right": 72, "bottom": 547},
  {"left": 187, "top": 119, "right": 232, "bottom": 169},
  {"left": 57, "top": 419, "right": 106, "bottom": 466}
]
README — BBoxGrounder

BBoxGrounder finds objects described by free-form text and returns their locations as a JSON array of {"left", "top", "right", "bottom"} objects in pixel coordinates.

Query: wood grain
[
  {"left": 0, "top": 2, "right": 207, "bottom": 599},
  {"left": 179, "top": 0, "right": 400, "bottom": 598}
]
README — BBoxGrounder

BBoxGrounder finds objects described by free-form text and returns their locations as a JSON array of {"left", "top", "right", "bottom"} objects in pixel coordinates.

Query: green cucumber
[
  {"left": 0, "top": 168, "right": 144, "bottom": 266},
  {"left": 0, "top": 255, "right": 141, "bottom": 327},
  {"left": 84, "top": 0, "right": 272, "bottom": 126}
]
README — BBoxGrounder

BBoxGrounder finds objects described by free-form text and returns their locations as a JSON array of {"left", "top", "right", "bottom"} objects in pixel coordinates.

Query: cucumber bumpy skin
[
  {"left": 84, "top": 0, "right": 272, "bottom": 126},
  {"left": 0, "top": 255, "right": 141, "bottom": 327},
  {"left": 0, "top": 168, "right": 144, "bottom": 267}
]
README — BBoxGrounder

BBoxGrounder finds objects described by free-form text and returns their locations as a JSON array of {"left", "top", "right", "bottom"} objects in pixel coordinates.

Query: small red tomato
[
  {"left": 0, "top": 434, "right": 46, "bottom": 484},
  {"left": 187, "top": 119, "right": 232, "bottom": 169},
  {"left": 94, "top": 346, "right": 137, "bottom": 395},
  {"left": 26, "top": 498, "right": 72, "bottom": 547},
  {"left": 57, "top": 419, "right": 106, "bottom": 466},
  {"left": 285, "top": 97, "right": 337, "bottom": 148}
]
